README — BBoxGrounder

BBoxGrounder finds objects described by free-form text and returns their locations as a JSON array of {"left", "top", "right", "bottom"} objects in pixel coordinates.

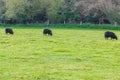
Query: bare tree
[
  {"left": 75, "top": 0, "right": 120, "bottom": 24},
  {"left": 99, "top": 0, "right": 120, "bottom": 24}
]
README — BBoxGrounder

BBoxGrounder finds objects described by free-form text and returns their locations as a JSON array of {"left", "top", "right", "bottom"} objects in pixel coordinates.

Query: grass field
[{"left": 0, "top": 27, "right": 120, "bottom": 80}]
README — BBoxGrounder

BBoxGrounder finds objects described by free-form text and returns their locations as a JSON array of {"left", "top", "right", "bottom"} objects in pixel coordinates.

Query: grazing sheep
[
  {"left": 104, "top": 31, "right": 117, "bottom": 40},
  {"left": 5, "top": 28, "right": 14, "bottom": 35},
  {"left": 43, "top": 28, "right": 52, "bottom": 36}
]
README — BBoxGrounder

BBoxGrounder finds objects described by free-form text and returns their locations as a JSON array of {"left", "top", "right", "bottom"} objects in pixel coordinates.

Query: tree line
[{"left": 0, "top": 0, "right": 120, "bottom": 24}]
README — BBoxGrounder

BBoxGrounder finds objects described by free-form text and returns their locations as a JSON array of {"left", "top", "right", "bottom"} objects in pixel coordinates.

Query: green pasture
[{"left": 0, "top": 27, "right": 120, "bottom": 80}]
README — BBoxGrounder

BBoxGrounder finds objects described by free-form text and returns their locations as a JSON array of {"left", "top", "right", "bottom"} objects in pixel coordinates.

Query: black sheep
[
  {"left": 5, "top": 28, "right": 14, "bottom": 35},
  {"left": 43, "top": 28, "right": 52, "bottom": 36},
  {"left": 104, "top": 31, "right": 117, "bottom": 40}
]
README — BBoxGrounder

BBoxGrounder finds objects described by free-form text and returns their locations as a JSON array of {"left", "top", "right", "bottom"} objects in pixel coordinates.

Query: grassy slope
[{"left": 0, "top": 27, "right": 120, "bottom": 80}]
